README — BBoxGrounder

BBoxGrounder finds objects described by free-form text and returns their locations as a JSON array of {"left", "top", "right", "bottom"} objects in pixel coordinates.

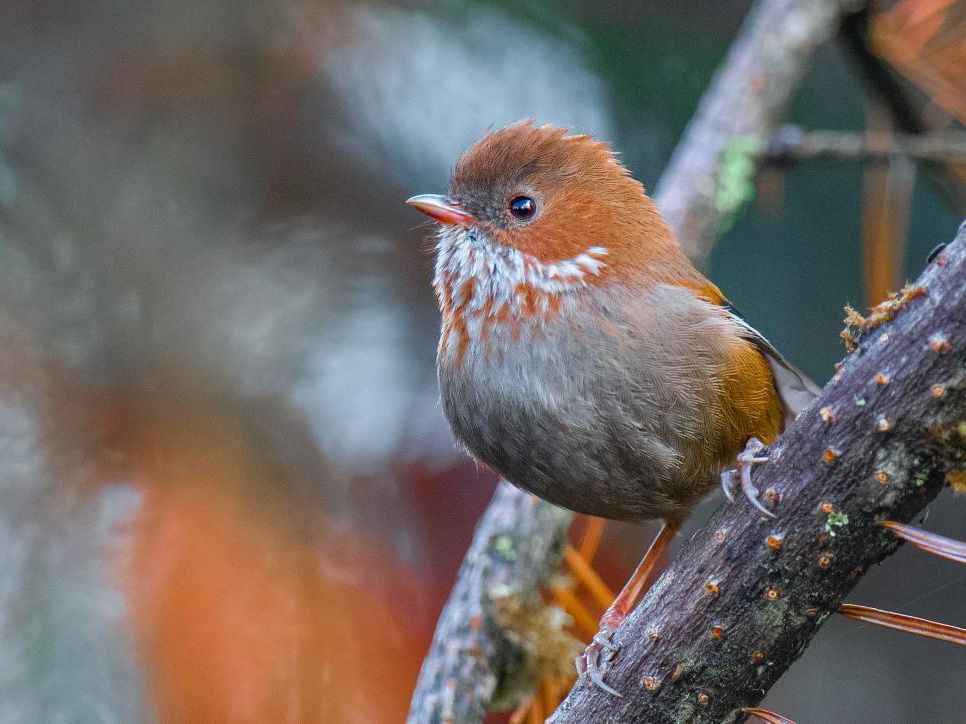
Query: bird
[{"left": 406, "top": 121, "right": 820, "bottom": 695}]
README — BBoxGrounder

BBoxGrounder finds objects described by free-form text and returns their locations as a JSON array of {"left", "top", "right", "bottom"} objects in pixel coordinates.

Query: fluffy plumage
[{"left": 413, "top": 121, "right": 818, "bottom": 526}]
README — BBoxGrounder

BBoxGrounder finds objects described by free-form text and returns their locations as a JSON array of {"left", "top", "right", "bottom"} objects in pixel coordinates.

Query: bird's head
[{"left": 407, "top": 121, "right": 678, "bottom": 291}]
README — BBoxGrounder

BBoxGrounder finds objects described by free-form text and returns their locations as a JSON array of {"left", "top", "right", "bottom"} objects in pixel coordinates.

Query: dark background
[{"left": 0, "top": 0, "right": 962, "bottom": 721}]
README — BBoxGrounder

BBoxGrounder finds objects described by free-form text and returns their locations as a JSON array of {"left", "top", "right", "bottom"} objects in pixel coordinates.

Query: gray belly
[{"left": 438, "top": 326, "right": 698, "bottom": 524}]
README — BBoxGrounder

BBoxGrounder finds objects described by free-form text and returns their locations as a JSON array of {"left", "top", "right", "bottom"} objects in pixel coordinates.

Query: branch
[
  {"left": 552, "top": 225, "right": 966, "bottom": 723},
  {"left": 407, "top": 484, "right": 572, "bottom": 722},
  {"left": 764, "top": 126, "right": 966, "bottom": 164},
  {"left": 408, "top": 1, "right": 861, "bottom": 721},
  {"left": 653, "top": 0, "right": 865, "bottom": 266}
]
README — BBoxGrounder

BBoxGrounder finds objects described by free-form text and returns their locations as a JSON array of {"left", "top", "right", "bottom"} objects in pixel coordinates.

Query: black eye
[{"left": 508, "top": 195, "right": 536, "bottom": 220}]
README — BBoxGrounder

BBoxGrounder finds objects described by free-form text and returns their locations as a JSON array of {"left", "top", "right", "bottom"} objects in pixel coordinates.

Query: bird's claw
[
  {"left": 720, "top": 468, "right": 737, "bottom": 503},
  {"left": 723, "top": 437, "right": 776, "bottom": 518},
  {"left": 575, "top": 626, "right": 622, "bottom": 697}
]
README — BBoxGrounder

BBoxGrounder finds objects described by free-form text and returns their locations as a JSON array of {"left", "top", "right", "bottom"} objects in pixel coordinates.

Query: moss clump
[
  {"left": 490, "top": 590, "right": 581, "bottom": 711},
  {"left": 840, "top": 284, "right": 927, "bottom": 352},
  {"left": 493, "top": 533, "right": 517, "bottom": 561},
  {"left": 824, "top": 511, "right": 849, "bottom": 537}
]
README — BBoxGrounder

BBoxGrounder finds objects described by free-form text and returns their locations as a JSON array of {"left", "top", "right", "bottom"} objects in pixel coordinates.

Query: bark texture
[
  {"left": 407, "top": 484, "right": 572, "bottom": 723},
  {"left": 654, "top": 0, "right": 863, "bottom": 265},
  {"left": 552, "top": 226, "right": 966, "bottom": 723}
]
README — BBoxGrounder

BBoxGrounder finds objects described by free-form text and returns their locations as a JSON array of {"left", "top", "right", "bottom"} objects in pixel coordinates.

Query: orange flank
[{"left": 684, "top": 279, "right": 728, "bottom": 307}]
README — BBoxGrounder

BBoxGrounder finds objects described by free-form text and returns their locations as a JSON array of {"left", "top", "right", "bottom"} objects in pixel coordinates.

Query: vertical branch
[{"left": 407, "top": 485, "right": 572, "bottom": 723}]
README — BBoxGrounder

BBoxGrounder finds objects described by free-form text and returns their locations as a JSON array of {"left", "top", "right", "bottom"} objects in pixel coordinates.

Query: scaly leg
[
  {"left": 722, "top": 437, "right": 775, "bottom": 518},
  {"left": 575, "top": 522, "right": 678, "bottom": 696},
  {"left": 720, "top": 468, "right": 737, "bottom": 503}
]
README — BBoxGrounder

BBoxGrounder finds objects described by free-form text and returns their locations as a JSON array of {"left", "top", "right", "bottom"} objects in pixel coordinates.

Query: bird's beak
[{"left": 406, "top": 194, "right": 476, "bottom": 227}]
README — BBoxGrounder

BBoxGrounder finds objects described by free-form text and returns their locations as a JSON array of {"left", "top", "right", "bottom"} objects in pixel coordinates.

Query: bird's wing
[{"left": 717, "top": 299, "right": 822, "bottom": 423}]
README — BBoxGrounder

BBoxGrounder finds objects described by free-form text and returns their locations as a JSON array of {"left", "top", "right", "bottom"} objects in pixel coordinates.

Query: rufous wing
[{"left": 719, "top": 299, "right": 822, "bottom": 423}]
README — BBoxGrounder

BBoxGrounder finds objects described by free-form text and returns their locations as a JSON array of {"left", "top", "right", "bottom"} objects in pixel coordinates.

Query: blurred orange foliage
[{"left": 101, "top": 383, "right": 425, "bottom": 722}]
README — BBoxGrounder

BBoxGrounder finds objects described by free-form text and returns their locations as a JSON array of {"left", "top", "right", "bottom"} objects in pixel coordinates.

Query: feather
[{"left": 719, "top": 301, "right": 822, "bottom": 422}]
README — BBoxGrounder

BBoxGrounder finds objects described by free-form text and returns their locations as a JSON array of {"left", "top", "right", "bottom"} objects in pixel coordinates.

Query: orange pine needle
[
  {"left": 577, "top": 516, "right": 605, "bottom": 560},
  {"left": 563, "top": 544, "right": 616, "bottom": 609},
  {"left": 551, "top": 585, "right": 600, "bottom": 637},
  {"left": 880, "top": 520, "right": 966, "bottom": 564},
  {"left": 839, "top": 604, "right": 966, "bottom": 646},
  {"left": 742, "top": 707, "right": 797, "bottom": 724},
  {"left": 508, "top": 697, "right": 531, "bottom": 724},
  {"left": 540, "top": 678, "right": 560, "bottom": 716},
  {"left": 527, "top": 694, "right": 543, "bottom": 724}
]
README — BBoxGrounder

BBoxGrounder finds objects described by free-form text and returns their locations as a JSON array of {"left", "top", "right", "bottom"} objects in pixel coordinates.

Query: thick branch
[
  {"left": 408, "top": 1, "right": 861, "bottom": 721},
  {"left": 654, "top": 0, "right": 864, "bottom": 266},
  {"left": 552, "top": 226, "right": 966, "bottom": 723}
]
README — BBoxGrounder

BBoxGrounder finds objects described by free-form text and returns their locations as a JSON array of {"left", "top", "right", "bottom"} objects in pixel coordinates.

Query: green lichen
[
  {"left": 853, "top": 395, "right": 867, "bottom": 407},
  {"left": 715, "top": 134, "right": 764, "bottom": 230},
  {"left": 756, "top": 592, "right": 792, "bottom": 628},
  {"left": 824, "top": 511, "right": 849, "bottom": 536},
  {"left": 494, "top": 534, "right": 517, "bottom": 561}
]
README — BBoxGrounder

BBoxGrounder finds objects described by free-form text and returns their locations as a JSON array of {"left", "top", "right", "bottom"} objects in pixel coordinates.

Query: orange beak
[{"left": 406, "top": 194, "right": 476, "bottom": 227}]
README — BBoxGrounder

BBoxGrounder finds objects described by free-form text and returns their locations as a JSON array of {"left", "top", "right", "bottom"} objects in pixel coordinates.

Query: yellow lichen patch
[
  {"left": 948, "top": 469, "right": 966, "bottom": 495},
  {"left": 840, "top": 284, "right": 927, "bottom": 352},
  {"left": 491, "top": 591, "right": 582, "bottom": 709}
]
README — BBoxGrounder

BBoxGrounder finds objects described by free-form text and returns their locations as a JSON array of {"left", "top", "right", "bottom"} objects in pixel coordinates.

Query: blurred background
[{"left": 0, "top": 0, "right": 963, "bottom": 721}]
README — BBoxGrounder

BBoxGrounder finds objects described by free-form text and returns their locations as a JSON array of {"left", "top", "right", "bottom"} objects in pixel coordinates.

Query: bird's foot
[
  {"left": 573, "top": 523, "right": 678, "bottom": 698},
  {"left": 575, "top": 620, "right": 623, "bottom": 697},
  {"left": 722, "top": 437, "right": 775, "bottom": 518}
]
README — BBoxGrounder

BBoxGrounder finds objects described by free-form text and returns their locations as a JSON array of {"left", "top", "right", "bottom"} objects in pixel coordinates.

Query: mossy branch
[
  {"left": 654, "top": 0, "right": 865, "bottom": 265},
  {"left": 407, "top": 485, "right": 573, "bottom": 723}
]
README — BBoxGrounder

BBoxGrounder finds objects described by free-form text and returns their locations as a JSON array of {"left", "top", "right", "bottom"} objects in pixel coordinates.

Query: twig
[
  {"left": 763, "top": 126, "right": 966, "bottom": 164},
  {"left": 551, "top": 225, "right": 966, "bottom": 722},
  {"left": 840, "top": 6, "right": 966, "bottom": 214}
]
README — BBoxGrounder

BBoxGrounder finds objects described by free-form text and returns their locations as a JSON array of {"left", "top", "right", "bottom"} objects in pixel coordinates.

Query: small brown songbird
[{"left": 407, "top": 121, "right": 820, "bottom": 694}]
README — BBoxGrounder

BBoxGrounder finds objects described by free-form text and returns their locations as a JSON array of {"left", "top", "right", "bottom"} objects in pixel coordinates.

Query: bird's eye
[{"left": 508, "top": 195, "right": 536, "bottom": 220}]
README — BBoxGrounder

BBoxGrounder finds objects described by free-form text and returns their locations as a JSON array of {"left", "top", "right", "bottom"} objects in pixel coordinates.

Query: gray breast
[{"left": 436, "top": 287, "right": 709, "bottom": 524}]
